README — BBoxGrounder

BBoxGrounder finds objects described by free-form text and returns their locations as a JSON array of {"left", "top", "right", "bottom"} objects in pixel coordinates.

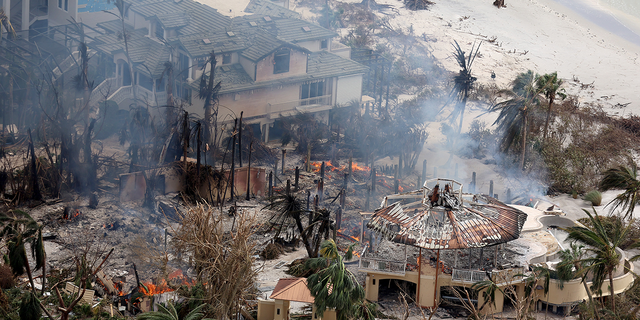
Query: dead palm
[
  {"left": 599, "top": 165, "right": 640, "bottom": 220},
  {"left": 442, "top": 40, "right": 480, "bottom": 136}
]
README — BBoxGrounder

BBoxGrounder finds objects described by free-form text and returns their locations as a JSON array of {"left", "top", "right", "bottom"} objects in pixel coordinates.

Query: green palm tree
[
  {"left": 564, "top": 208, "right": 634, "bottom": 314},
  {"left": 472, "top": 277, "right": 503, "bottom": 313},
  {"left": 0, "top": 210, "right": 45, "bottom": 294},
  {"left": 305, "top": 240, "right": 364, "bottom": 320},
  {"left": 556, "top": 243, "right": 601, "bottom": 320},
  {"left": 19, "top": 292, "right": 41, "bottom": 320},
  {"left": 0, "top": 8, "right": 16, "bottom": 43},
  {"left": 137, "top": 301, "right": 211, "bottom": 320},
  {"left": 489, "top": 70, "right": 542, "bottom": 171},
  {"left": 599, "top": 165, "right": 640, "bottom": 220},
  {"left": 443, "top": 40, "right": 480, "bottom": 137},
  {"left": 536, "top": 72, "right": 565, "bottom": 143}
]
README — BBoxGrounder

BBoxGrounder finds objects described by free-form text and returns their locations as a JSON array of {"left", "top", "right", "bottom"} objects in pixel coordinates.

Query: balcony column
[
  {"left": 21, "top": 0, "right": 29, "bottom": 31},
  {"left": 3, "top": 0, "right": 10, "bottom": 27}
]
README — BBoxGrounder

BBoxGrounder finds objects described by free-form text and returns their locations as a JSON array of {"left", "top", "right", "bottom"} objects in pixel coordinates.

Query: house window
[
  {"left": 155, "top": 22, "right": 164, "bottom": 40},
  {"left": 301, "top": 81, "right": 324, "bottom": 101},
  {"left": 64, "top": 0, "right": 68, "bottom": 11},
  {"left": 372, "top": 279, "right": 376, "bottom": 285},
  {"left": 273, "top": 48, "right": 290, "bottom": 74},
  {"left": 321, "top": 39, "right": 328, "bottom": 49},
  {"left": 277, "top": 309, "right": 281, "bottom": 315},
  {"left": 58, "top": 0, "right": 67, "bottom": 10},
  {"left": 156, "top": 77, "right": 165, "bottom": 92},
  {"left": 139, "top": 73, "right": 153, "bottom": 91},
  {"left": 222, "top": 53, "right": 231, "bottom": 64}
]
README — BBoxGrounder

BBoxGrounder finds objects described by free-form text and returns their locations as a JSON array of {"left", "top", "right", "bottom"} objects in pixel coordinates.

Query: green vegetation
[{"left": 584, "top": 190, "right": 602, "bottom": 206}]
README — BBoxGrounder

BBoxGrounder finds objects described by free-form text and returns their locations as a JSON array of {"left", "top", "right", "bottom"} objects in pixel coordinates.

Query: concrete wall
[
  {"left": 257, "top": 300, "right": 275, "bottom": 320},
  {"left": 47, "top": 0, "right": 76, "bottom": 26},
  {"left": 239, "top": 56, "right": 256, "bottom": 80},
  {"left": 335, "top": 74, "right": 363, "bottom": 105},
  {"left": 189, "top": 83, "right": 301, "bottom": 122},
  {"left": 255, "top": 49, "right": 307, "bottom": 82},
  {"left": 78, "top": 9, "right": 118, "bottom": 28}
]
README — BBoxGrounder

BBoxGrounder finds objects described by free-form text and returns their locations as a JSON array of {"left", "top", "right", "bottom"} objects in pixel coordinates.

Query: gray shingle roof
[
  {"left": 274, "top": 19, "right": 337, "bottom": 43},
  {"left": 240, "top": 31, "right": 300, "bottom": 62},
  {"left": 156, "top": 12, "right": 190, "bottom": 28},
  {"left": 191, "top": 51, "right": 367, "bottom": 94},
  {"left": 131, "top": 0, "right": 231, "bottom": 37},
  {"left": 179, "top": 32, "right": 247, "bottom": 58},
  {"left": 244, "top": 0, "right": 300, "bottom": 19}
]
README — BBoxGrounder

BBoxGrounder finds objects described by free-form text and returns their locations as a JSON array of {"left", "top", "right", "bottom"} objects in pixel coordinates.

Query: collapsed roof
[{"left": 367, "top": 178, "right": 528, "bottom": 250}]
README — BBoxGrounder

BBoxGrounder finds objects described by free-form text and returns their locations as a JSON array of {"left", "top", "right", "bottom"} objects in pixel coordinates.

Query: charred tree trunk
[
  {"left": 28, "top": 129, "right": 42, "bottom": 201},
  {"left": 84, "top": 119, "right": 97, "bottom": 193},
  {"left": 238, "top": 111, "right": 243, "bottom": 167},
  {"left": 230, "top": 119, "right": 237, "bottom": 200}
]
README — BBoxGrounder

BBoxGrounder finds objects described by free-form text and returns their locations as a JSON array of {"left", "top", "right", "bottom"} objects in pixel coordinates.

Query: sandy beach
[{"left": 371, "top": 0, "right": 640, "bottom": 116}]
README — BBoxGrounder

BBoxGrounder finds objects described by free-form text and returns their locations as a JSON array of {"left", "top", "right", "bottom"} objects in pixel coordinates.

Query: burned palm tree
[
  {"left": 198, "top": 50, "right": 222, "bottom": 145},
  {"left": 443, "top": 40, "right": 480, "bottom": 136},
  {"left": 69, "top": 19, "right": 94, "bottom": 124},
  {"left": 404, "top": 0, "right": 434, "bottom": 11}
]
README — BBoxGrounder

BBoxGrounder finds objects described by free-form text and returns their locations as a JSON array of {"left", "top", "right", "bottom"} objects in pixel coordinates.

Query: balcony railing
[
  {"left": 452, "top": 267, "right": 525, "bottom": 284},
  {"left": 267, "top": 94, "right": 332, "bottom": 115},
  {"left": 359, "top": 257, "right": 406, "bottom": 275}
]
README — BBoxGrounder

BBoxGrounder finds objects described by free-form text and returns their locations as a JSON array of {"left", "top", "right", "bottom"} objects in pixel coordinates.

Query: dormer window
[
  {"left": 273, "top": 48, "right": 290, "bottom": 74},
  {"left": 222, "top": 53, "right": 231, "bottom": 64},
  {"left": 155, "top": 22, "right": 164, "bottom": 40},
  {"left": 321, "top": 39, "right": 328, "bottom": 49}
]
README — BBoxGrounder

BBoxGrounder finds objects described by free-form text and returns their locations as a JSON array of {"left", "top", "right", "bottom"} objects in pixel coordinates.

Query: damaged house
[{"left": 1, "top": 0, "right": 366, "bottom": 141}]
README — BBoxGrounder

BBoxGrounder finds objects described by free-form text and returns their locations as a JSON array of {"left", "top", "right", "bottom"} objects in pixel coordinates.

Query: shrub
[
  {"left": 261, "top": 243, "right": 284, "bottom": 260},
  {"left": 584, "top": 190, "right": 602, "bottom": 206},
  {"left": 0, "top": 265, "right": 14, "bottom": 289}
]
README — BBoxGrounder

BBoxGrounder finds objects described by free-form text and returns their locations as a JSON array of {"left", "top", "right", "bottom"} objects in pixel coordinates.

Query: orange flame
[
  {"left": 140, "top": 279, "right": 175, "bottom": 296},
  {"left": 310, "top": 161, "right": 370, "bottom": 174}
]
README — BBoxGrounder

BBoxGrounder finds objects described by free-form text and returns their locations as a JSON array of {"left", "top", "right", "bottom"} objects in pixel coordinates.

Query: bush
[
  {"left": 584, "top": 190, "right": 602, "bottom": 206},
  {"left": 0, "top": 265, "right": 14, "bottom": 289},
  {"left": 261, "top": 243, "right": 284, "bottom": 260}
]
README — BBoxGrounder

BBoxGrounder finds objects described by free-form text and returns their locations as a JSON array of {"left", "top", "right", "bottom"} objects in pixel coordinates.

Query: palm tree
[
  {"left": 556, "top": 243, "right": 601, "bottom": 320},
  {"left": 305, "top": 240, "right": 364, "bottom": 320},
  {"left": 0, "top": 210, "right": 45, "bottom": 294},
  {"left": 536, "top": 72, "right": 565, "bottom": 143},
  {"left": 489, "top": 70, "right": 542, "bottom": 171},
  {"left": 442, "top": 40, "right": 480, "bottom": 137},
  {"left": 564, "top": 208, "right": 633, "bottom": 314},
  {"left": 0, "top": 9, "right": 16, "bottom": 43},
  {"left": 599, "top": 165, "right": 640, "bottom": 220},
  {"left": 137, "top": 301, "right": 211, "bottom": 320}
]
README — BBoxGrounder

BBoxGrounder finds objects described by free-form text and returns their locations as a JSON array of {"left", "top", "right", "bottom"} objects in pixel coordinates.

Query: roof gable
[{"left": 270, "top": 278, "right": 314, "bottom": 304}]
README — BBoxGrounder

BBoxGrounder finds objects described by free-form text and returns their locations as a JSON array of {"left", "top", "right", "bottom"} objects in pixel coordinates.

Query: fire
[
  {"left": 310, "top": 161, "right": 370, "bottom": 174},
  {"left": 64, "top": 208, "right": 82, "bottom": 220},
  {"left": 140, "top": 279, "right": 175, "bottom": 296}
]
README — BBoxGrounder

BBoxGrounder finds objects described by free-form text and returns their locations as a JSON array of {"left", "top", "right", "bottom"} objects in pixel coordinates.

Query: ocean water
[
  {"left": 599, "top": 0, "right": 640, "bottom": 20},
  {"left": 554, "top": 0, "right": 640, "bottom": 47}
]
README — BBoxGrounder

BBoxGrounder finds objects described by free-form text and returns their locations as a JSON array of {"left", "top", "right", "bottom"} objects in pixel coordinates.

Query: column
[
  {"left": 22, "top": 0, "right": 29, "bottom": 31},
  {"left": 3, "top": 0, "right": 10, "bottom": 29}
]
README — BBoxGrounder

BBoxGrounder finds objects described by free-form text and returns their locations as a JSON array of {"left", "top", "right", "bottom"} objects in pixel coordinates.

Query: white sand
[{"left": 374, "top": 0, "right": 640, "bottom": 115}]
